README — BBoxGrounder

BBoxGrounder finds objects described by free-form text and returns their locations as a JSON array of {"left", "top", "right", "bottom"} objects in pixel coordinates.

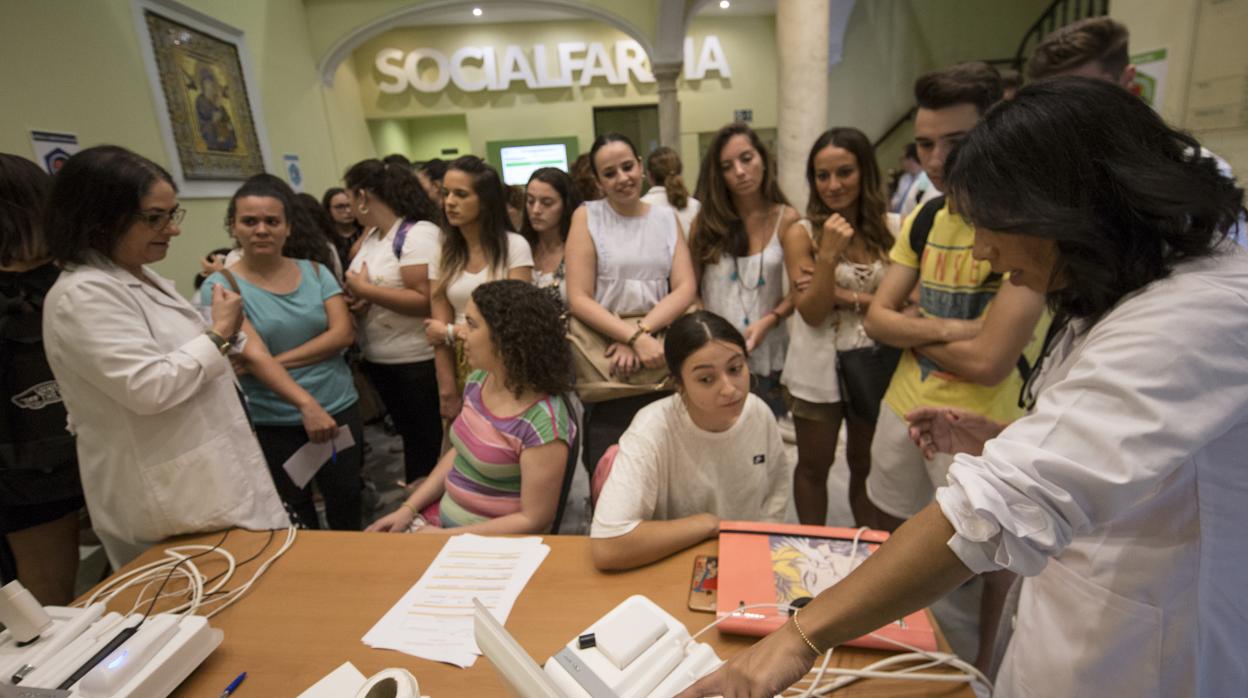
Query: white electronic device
[
  {"left": 474, "top": 596, "right": 722, "bottom": 698},
  {"left": 0, "top": 606, "right": 221, "bottom": 697}
]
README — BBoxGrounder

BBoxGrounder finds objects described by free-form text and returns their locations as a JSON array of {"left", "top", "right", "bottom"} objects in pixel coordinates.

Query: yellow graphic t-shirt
[{"left": 882, "top": 203, "right": 1049, "bottom": 424}]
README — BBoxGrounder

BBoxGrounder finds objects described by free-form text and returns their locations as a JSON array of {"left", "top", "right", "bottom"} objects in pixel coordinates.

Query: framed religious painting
[{"left": 132, "top": 0, "right": 271, "bottom": 197}]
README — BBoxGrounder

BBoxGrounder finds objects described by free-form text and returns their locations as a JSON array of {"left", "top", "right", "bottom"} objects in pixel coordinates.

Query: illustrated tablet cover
[{"left": 716, "top": 521, "right": 937, "bottom": 652}]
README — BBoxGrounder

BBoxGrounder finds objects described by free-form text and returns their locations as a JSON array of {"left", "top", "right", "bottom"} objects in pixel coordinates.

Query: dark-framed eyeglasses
[{"left": 136, "top": 206, "right": 187, "bottom": 232}]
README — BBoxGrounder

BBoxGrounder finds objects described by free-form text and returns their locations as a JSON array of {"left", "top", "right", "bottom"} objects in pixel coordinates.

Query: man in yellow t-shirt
[{"left": 863, "top": 63, "right": 1049, "bottom": 528}]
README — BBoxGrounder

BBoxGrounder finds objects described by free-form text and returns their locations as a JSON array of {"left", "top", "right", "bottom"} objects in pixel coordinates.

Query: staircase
[{"left": 873, "top": 0, "right": 1109, "bottom": 149}]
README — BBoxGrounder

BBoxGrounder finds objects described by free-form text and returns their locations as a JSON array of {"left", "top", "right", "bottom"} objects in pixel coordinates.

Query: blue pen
[
  {"left": 220, "top": 671, "right": 246, "bottom": 697},
  {"left": 331, "top": 441, "right": 338, "bottom": 464}
]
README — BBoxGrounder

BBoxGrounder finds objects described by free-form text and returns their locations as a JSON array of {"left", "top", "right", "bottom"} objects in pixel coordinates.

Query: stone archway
[{"left": 317, "top": 0, "right": 663, "bottom": 87}]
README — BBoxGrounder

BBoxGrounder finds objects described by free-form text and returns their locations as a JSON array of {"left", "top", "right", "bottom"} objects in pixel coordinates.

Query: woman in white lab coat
[
  {"left": 41, "top": 146, "right": 288, "bottom": 567},
  {"left": 678, "top": 78, "right": 1248, "bottom": 698}
]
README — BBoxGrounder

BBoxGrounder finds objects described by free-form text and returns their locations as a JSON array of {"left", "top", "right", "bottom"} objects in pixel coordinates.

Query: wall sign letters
[{"left": 375, "top": 36, "right": 731, "bottom": 94}]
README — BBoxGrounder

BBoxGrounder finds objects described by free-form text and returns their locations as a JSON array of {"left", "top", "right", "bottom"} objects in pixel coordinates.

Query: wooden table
[{"left": 84, "top": 530, "right": 973, "bottom": 697}]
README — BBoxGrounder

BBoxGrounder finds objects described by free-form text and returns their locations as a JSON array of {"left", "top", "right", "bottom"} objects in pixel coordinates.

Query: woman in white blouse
[
  {"left": 690, "top": 123, "right": 800, "bottom": 417},
  {"left": 782, "top": 127, "right": 898, "bottom": 528},
  {"left": 520, "top": 167, "right": 581, "bottom": 304},
  {"left": 425, "top": 156, "right": 533, "bottom": 418},
  {"left": 565, "top": 133, "right": 698, "bottom": 474}
]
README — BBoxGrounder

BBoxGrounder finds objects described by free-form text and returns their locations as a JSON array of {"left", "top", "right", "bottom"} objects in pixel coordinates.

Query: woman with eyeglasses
[{"left": 41, "top": 145, "right": 288, "bottom": 567}]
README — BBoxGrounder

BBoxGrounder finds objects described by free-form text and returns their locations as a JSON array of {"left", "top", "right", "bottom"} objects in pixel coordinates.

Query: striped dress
[{"left": 438, "top": 370, "right": 574, "bottom": 528}]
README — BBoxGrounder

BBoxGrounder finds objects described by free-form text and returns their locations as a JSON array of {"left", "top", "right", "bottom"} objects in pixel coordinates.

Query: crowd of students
[{"left": 2, "top": 17, "right": 1246, "bottom": 695}]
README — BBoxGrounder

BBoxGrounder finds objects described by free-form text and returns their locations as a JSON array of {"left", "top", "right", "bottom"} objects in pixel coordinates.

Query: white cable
[
  {"left": 691, "top": 600, "right": 991, "bottom": 696},
  {"left": 73, "top": 526, "right": 297, "bottom": 622}
]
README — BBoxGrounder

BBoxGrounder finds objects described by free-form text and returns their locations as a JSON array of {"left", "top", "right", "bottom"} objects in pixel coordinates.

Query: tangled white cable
[{"left": 75, "top": 526, "right": 297, "bottom": 620}]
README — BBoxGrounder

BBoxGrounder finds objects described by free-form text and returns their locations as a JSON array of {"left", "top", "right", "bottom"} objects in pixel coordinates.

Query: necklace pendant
[
  {"left": 758, "top": 277, "right": 766, "bottom": 286},
  {"left": 730, "top": 270, "right": 739, "bottom": 281},
  {"left": 743, "top": 315, "right": 750, "bottom": 326}
]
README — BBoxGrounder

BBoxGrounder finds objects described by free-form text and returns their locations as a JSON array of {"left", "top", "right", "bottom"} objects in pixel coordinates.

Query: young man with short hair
[
  {"left": 1030, "top": 16, "right": 1245, "bottom": 247},
  {"left": 863, "top": 62, "right": 1049, "bottom": 672}
]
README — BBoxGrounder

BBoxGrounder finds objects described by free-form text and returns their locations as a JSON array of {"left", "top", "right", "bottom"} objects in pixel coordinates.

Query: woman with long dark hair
[
  {"left": 424, "top": 156, "right": 533, "bottom": 418},
  {"left": 520, "top": 167, "right": 581, "bottom": 303},
  {"left": 692, "top": 123, "right": 799, "bottom": 416},
  {"left": 783, "top": 127, "right": 897, "bottom": 528},
  {"left": 679, "top": 77, "right": 1248, "bottom": 698},
  {"left": 565, "top": 133, "right": 698, "bottom": 474},
  {"left": 342, "top": 158, "right": 444, "bottom": 484},
  {"left": 0, "top": 154, "right": 82, "bottom": 604}
]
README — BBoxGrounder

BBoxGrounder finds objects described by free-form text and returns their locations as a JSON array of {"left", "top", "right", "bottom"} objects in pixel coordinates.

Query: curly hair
[{"left": 471, "top": 279, "right": 572, "bottom": 398}]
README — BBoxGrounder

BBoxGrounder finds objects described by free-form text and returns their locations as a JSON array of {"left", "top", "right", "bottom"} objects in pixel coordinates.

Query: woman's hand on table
[
  {"left": 674, "top": 619, "right": 819, "bottom": 698},
  {"left": 365, "top": 507, "right": 414, "bottom": 533}
]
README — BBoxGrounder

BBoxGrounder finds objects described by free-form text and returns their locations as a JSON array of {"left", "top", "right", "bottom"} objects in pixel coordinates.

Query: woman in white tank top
[
  {"left": 782, "top": 128, "right": 898, "bottom": 528},
  {"left": 690, "top": 124, "right": 800, "bottom": 416},
  {"left": 565, "top": 133, "right": 698, "bottom": 474}
]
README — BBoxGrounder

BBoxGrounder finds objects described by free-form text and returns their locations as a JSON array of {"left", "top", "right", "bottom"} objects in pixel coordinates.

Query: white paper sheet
[
  {"left": 281, "top": 426, "right": 355, "bottom": 489},
  {"left": 362, "top": 534, "right": 550, "bottom": 668}
]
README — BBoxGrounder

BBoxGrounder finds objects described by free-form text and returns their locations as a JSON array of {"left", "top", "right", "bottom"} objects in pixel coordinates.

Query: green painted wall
[{"left": 0, "top": 0, "right": 375, "bottom": 296}]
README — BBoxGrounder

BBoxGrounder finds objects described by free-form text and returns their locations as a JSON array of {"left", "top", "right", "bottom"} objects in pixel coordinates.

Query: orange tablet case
[{"left": 715, "top": 520, "right": 937, "bottom": 652}]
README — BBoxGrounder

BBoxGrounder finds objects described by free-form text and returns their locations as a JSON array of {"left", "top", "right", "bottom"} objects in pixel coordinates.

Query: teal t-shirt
[{"left": 201, "top": 259, "right": 357, "bottom": 425}]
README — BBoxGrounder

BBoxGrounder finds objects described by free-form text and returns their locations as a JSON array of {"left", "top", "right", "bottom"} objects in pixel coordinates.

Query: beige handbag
[{"left": 566, "top": 315, "right": 671, "bottom": 403}]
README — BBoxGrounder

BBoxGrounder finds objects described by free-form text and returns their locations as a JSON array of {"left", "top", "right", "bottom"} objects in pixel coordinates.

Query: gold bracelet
[
  {"left": 401, "top": 501, "right": 420, "bottom": 517},
  {"left": 626, "top": 325, "right": 649, "bottom": 348},
  {"left": 791, "top": 608, "right": 823, "bottom": 657}
]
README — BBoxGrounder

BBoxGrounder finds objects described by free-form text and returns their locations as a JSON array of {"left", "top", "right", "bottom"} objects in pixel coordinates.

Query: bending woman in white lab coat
[
  {"left": 678, "top": 78, "right": 1248, "bottom": 697},
  {"left": 42, "top": 146, "right": 289, "bottom": 567}
]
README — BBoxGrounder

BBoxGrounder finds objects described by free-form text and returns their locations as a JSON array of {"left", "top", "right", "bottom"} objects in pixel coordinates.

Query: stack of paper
[{"left": 362, "top": 534, "right": 550, "bottom": 667}]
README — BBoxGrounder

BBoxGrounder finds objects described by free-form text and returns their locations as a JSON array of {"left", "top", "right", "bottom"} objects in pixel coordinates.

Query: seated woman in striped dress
[{"left": 366, "top": 280, "right": 575, "bottom": 534}]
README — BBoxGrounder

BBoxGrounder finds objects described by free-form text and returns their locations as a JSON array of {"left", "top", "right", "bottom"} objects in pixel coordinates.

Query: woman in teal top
[{"left": 201, "top": 178, "right": 361, "bottom": 530}]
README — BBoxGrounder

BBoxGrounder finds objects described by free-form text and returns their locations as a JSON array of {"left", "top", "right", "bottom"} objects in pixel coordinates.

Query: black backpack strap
[{"left": 908, "top": 195, "right": 947, "bottom": 258}]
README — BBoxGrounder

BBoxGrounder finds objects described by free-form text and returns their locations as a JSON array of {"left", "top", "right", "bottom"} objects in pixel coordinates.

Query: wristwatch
[{"left": 205, "top": 330, "right": 232, "bottom": 355}]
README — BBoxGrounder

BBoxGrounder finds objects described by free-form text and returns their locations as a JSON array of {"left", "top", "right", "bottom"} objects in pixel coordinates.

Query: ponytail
[
  {"left": 647, "top": 146, "right": 689, "bottom": 209},
  {"left": 343, "top": 158, "right": 438, "bottom": 223}
]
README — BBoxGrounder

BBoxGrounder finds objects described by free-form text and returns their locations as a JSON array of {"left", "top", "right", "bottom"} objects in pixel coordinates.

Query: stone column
[
  {"left": 776, "top": 0, "right": 830, "bottom": 211},
  {"left": 654, "top": 62, "right": 682, "bottom": 149}
]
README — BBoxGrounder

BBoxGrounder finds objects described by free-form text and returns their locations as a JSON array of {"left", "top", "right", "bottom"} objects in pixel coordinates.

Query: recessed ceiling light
[
  {"left": 719, "top": 0, "right": 730, "bottom": 8},
  {"left": 472, "top": 7, "right": 483, "bottom": 16}
]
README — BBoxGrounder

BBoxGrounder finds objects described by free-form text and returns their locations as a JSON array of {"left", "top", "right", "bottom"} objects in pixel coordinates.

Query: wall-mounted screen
[
  {"left": 486, "top": 136, "right": 579, "bottom": 186},
  {"left": 499, "top": 143, "right": 569, "bottom": 185}
]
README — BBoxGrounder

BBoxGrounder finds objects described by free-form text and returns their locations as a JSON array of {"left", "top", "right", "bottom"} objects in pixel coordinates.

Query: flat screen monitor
[{"left": 498, "top": 143, "right": 570, "bottom": 185}]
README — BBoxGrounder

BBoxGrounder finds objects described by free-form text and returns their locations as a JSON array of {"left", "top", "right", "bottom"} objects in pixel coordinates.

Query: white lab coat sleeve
[
  {"left": 49, "top": 278, "right": 230, "bottom": 416},
  {"left": 935, "top": 280, "right": 1248, "bottom": 576}
]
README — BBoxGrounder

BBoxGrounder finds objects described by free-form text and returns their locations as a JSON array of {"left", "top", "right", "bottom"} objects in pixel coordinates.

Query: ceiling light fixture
[
  {"left": 472, "top": 7, "right": 483, "bottom": 16},
  {"left": 719, "top": 0, "right": 730, "bottom": 8}
]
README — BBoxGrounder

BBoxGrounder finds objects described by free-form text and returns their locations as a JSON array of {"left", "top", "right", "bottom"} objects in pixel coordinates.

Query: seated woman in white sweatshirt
[{"left": 591, "top": 310, "right": 789, "bottom": 571}]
